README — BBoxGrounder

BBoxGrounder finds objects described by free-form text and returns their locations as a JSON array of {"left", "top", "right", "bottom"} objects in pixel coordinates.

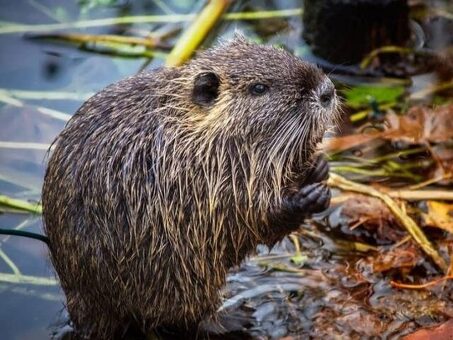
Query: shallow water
[
  {"left": 0, "top": 0, "right": 452, "bottom": 339},
  {"left": 0, "top": 1, "right": 164, "bottom": 338}
]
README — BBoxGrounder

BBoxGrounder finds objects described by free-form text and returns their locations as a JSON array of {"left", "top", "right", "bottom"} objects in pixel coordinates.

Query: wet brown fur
[{"left": 42, "top": 36, "right": 337, "bottom": 339}]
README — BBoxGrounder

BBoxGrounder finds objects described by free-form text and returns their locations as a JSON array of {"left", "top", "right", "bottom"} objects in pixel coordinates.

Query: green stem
[
  {"left": 360, "top": 46, "right": 413, "bottom": 69},
  {"left": 0, "top": 248, "right": 21, "bottom": 275},
  {"left": 0, "top": 272, "right": 58, "bottom": 285},
  {"left": 371, "top": 147, "right": 426, "bottom": 162},
  {"left": 350, "top": 102, "right": 395, "bottom": 123},
  {"left": 331, "top": 166, "right": 421, "bottom": 180},
  {"left": 0, "top": 88, "right": 92, "bottom": 101},
  {"left": 166, "top": 0, "right": 231, "bottom": 66},
  {"left": 0, "top": 141, "right": 51, "bottom": 150},
  {"left": 0, "top": 90, "right": 71, "bottom": 121},
  {"left": 0, "top": 195, "right": 42, "bottom": 214}
]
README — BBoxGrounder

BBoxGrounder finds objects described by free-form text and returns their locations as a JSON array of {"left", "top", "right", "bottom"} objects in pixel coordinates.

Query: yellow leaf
[{"left": 424, "top": 201, "right": 453, "bottom": 233}]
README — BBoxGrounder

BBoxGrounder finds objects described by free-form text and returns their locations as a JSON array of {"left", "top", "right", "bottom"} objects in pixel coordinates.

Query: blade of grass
[
  {"left": 28, "top": 32, "right": 162, "bottom": 49},
  {"left": 0, "top": 91, "right": 71, "bottom": 121},
  {"left": 0, "top": 248, "right": 21, "bottom": 275},
  {"left": 360, "top": 46, "right": 412, "bottom": 69},
  {"left": 0, "top": 194, "right": 42, "bottom": 214},
  {"left": 0, "top": 142, "right": 52, "bottom": 151},
  {"left": 350, "top": 103, "right": 395, "bottom": 122},
  {"left": 0, "top": 272, "right": 58, "bottom": 285},
  {"left": 79, "top": 41, "right": 168, "bottom": 59},
  {"left": 225, "top": 8, "right": 302, "bottom": 20},
  {"left": 0, "top": 88, "right": 92, "bottom": 101},
  {"left": 405, "top": 174, "right": 452, "bottom": 190}
]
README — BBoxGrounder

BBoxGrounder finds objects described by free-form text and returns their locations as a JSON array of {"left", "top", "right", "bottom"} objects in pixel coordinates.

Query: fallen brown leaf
[
  {"left": 324, "top": 132, "right": 386, "bottom": 152},
  {"left": 423, "top": 201, "right": 453, "bottom": 233},
  {"left": 403, "top": 318, "right": 453, "bottom": 340},
  {"left": 325, "top": 103, "right": 453, "bottom": 152},
  {"left": 341, "top": 194, "right": 402, "bottom": 242},
  {"left": 371, "top": 243, "right": 422, "bottom": 273},
  {"left": 386, "top": 104, "right": 453, "bottom": 144}
]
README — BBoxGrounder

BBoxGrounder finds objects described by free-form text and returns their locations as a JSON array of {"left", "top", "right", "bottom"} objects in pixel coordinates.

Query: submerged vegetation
[{"left": 0, "top": 0, "right": 452, "bottom": 338}]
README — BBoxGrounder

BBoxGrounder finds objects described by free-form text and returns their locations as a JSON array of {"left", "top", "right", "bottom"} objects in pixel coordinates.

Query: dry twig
[{"left": 328, "top": 173, "right": 448, "bottom": 272}]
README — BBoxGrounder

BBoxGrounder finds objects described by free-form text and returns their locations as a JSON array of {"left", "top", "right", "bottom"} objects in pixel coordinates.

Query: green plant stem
[
  {"left": 79, "top": 42, "right": 168, "bottom": 59},
  {"left": 0, "top": 195, "right": 42, "bottom": 214},
  {"left": 0, "top": 248, "right": 21, "bottom": 275},
  {"left": 0, "top": 142, "right": 52, "bottom": 150},
  {"left": 0, "top": 272, "right": 58, "bottom": 285},
  {"left": 360, "top": 46, "right": 413, "bottom": 69},
  {"left": 30, "top": 32, "right": 162, "bottom": 49},
  {"left": 0, "top": 91, "right": 71, "bottom": 121},
  {"left": 166, "top": 0, "right": 231, "bottom": 66},
  {"left": 331, "top": 166, "right": 421, "bottom": 180},
  {"left": 350, "top": 102, "right": 395, "bottom": 122},
  {"left": 371, "top": 147, "right": 426, "bottom": 162},
  {"left": 0, "top": 88, "right": 92, "bottom": 101}
]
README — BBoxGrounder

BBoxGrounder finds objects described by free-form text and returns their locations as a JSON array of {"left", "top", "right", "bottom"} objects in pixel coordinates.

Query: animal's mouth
[{"left": 309, "top": 104, "right": 338, "bottom": 153}]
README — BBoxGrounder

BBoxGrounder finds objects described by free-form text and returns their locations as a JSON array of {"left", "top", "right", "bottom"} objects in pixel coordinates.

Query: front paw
[
  {"left": 302, "top": 154, "right": 329, "bottom": 185},
  {"left": 265, "top": 183, "right": 331, "bottom": 244},
  {"left": 289, "top": 182, "right": 331, "bottom": 216}
]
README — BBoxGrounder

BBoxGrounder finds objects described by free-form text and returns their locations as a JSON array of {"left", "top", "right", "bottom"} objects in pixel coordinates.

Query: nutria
[{"left": 42, "top": 35, "right": 338, "bottom": 339}]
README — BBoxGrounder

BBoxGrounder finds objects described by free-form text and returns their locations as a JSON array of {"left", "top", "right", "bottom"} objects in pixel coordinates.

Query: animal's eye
[{"left": 249, "top": 83, "right": 269, "bottom": 96}]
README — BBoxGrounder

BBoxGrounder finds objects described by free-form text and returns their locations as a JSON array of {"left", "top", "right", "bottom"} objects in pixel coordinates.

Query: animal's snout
[{"left": 317, "top": 79, "right": 335, "bottom": 109}]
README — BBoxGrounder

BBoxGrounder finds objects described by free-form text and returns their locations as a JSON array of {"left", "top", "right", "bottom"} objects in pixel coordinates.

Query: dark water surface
[
  {"left": 0, "top": 1, "right": 167, "bottom": 338},
  {"left": 0, "top": 0, "right": 452, "bottom": 339}
]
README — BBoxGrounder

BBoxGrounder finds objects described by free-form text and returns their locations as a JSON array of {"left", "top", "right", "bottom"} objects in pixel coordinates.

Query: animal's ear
[{"left": 192, "top": 72, "right": 220, "bottom": 106}]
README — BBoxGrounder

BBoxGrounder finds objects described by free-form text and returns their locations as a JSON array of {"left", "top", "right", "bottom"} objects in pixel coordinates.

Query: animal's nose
[{"left": 318, "top": 79, "right": 335, "bottom": 109}]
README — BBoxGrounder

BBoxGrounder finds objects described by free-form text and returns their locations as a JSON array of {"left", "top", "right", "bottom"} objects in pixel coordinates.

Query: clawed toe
[
  {"left": 303, "top": 154, "right": 330, "bottom": 185},
  {"left": 293, "top": 182, "right": 331, "bottom": 214}
]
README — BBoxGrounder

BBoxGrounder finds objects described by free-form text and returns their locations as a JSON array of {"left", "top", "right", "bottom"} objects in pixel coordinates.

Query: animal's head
[{"left": 166, "top": 35, "right": 338, "bottom": 177}]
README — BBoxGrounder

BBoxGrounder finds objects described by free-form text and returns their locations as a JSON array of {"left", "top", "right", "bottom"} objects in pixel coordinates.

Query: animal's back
[{"left": 42, "top": 68, "right": 217, "bottom": 336}]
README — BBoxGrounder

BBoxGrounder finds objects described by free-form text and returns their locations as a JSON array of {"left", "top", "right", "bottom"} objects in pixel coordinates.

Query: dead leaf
[
  {"left": 403, "top": 319, "right": 453, "bottom": 340},
  {"left": 385, "top": 104, "right": 453, "bottom": 144},
  {"left": 323, "top": 132, "right": 385, "bottom": 152},
  {"left": 370, "top": 243, "right": 422, "bottom": 273},
  {"left": 341, "top": 194, "right": 403, "bottom": 243},
  {"left": 336, "top": 310, "right": 385, "bottom": 337},
  {"left": 422, "top": 201, "right": 453, "bottom": 233},
  {"left": 325, "top": 104, "right": 453, "bottom": 152}
]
